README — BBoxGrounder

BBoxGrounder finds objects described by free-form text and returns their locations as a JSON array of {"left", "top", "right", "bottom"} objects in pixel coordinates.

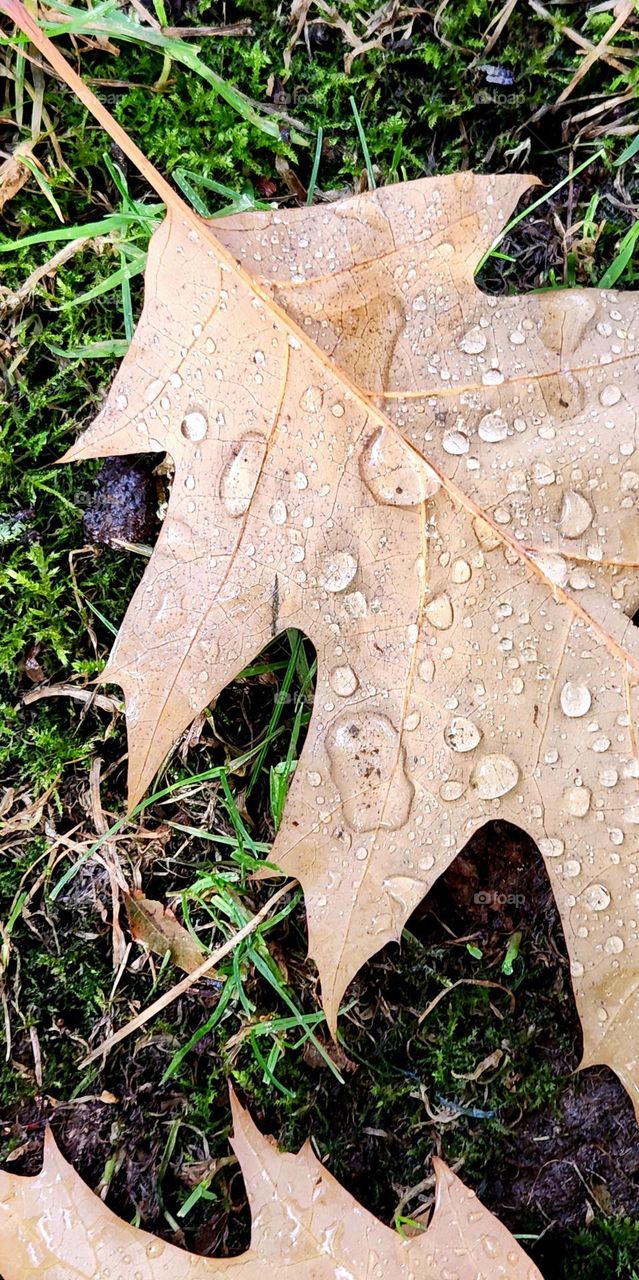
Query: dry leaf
[
  {"left": 0, "top": 1090, "right": 543, "bottom": 1279},
  {"left": 6, "top": 0, "right": 639, "bottom": 1118},
  {"left": 125, "top": 891, "right": 205, "bottom": 973},
  {"left": 62, "top": 179, "right": 639, "bottom": 1115}
]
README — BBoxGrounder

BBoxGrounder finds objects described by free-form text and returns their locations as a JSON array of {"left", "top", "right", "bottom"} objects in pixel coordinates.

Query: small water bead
[
  {"left": 329, "top": 664, "right": 359, "bottom": 697},
  {"left": 599, "top": 384, "right": 621, "bottom": 407},
  {"left": 269, "top": 499, "right": 287, "bottom": 525},
  {"left": 560, "top": 681, "right": 592, "bottom": 718},
  {"left": 459, "top": 326, "right": 487, "bottom": 354},
  {"left": 583, "top": 882, "right": 611, "bottom": 912},
  {"left": 300, "top": 385, "right": 323, "bottom": 413},
  {"left": 563, "top": 785, "right": 591, "bottom": 817},
  {"left": 116, "top": 391, "right": 128, "bottom": 410},
  {"left": 442, "top": 430, "right": 470, "bottom": 455},
  {"left": 470, "top": 753, "right": 519, "bottom": 799},
  {"left": 320, "top": 551, "right": 358, "bottom": 593},
  {"left": 444, "top": 716, "right": 482, "bottom": 753},
  {"left": 539, "top": 837, "right": 564, "bottom": 858},
  {"left": 404, "top": 710, "right": 421, "bottom": 731},
  {"left": 331, "top": 401, "right": 345, "bottom": 418},
  {"left": 219, "top": 433, "right": 265, "bottom": 517},
  {"left": 599, "top": 767, "right": 618, "bottom": 788},
  {"left": 359, "top": 426, "right": 440, "bottom": 508},
  {"left": 419, "top": 658, "right": 435, "bottom": 683},
  {"left": 604, "top": 934, "right": 624, "bottom": 954},
  {"left": 307, "top": 771, "right": 321, "bottom": 787},
  {"left": 592, "top": 736, "right": 611, "bottom": 753},
  {"left": 451, "top": 558, "right": 471, "bottom": 583},
  {"left": 440, "top": 780, "right": 465, "bottom": 801},
  {"left": 558, "top": 489, "right": 593, "bottom": 538},
  {"left": 528, "top": 550, "right": 568, "bottom": 587},
  {"left": 145, "top": 1241, "right": 166, "bottom": 1259},
  {"left": 326, "top": 712, "right": 414, "bottom": 833},
  {"left": 478, "top": 411, "right": 508, "bottom": 443},
  {"left": 424, "top": 592, "right": 454, "bottom": 630},
  {"left": 563, "top": 859, "right": 582, "bottom": 878}
]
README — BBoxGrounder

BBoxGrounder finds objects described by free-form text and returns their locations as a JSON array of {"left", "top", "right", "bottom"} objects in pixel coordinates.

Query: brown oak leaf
[{"left": 0, "top": 1091, "right": 543, "bottom": 1279}]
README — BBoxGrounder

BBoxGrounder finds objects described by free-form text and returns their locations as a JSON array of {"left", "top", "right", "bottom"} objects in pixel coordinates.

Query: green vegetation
[{"left": 1, "top": 3, "right": 638, "bottom": 1277}]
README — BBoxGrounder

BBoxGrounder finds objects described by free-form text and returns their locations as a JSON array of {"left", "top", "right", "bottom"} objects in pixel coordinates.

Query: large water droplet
[
  {"left": 558, "top": 489, "right": 593, "bottom": 538},
  {"left": 442, "top": 429, "right": 470, "bottom": 455},
  {"left": 599, "top": 384, "right": 621, "bottom": 407},
  {"left": 560, "top": 680, "right": 592, "bottom": 718},
  {"left": 360, "top": 426, "right": 440, "bottom": 508},
  {"left": 320, "top": 551, "right": 358, "bottom": 593},
  {"left": 424, "top": 592, "right": 454, "bottom": 630},
  {"left": 326, "top": 712, "right": 414, "bottom": 833},
  {"left": 219, "top": 433, "right": 265, "bottom": 517},
  {"left": 180, "top": 410, "right": 208, "bottom": 442},
  {"left": 470, "top": 753, "right": 519, "bottom": 799},
  {"left": 269, "top": 499, "right": 287, "bottom": 525},
  {"left": 528, "top": 550, "right": 568, "bottom": 587},
  {"left": 444, "top": 716, "right": 481, "bottom": 753}
]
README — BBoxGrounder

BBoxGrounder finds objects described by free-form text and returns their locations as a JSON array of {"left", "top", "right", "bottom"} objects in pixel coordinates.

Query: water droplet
[
  {"left": 459, "top": 327, "right": 487, "bottom": 354},
  {"left": 360, "top": 426, "right": 440, "bottom": 508},
  {"left": 599, "top": 384, "right": 621, "bottom": 407},
  {"left": 180, "top": 410, "right": 208, "bottom": 442},
  {"left": 451, "top": 558, "right": 471, "bottom": 583},
  {"left": 539, "top": 837, "right": 564, "bottom": 858},
  {"left": 599, "top": 767, "right": 618, "bottom": 788},
  {"left": 528, "top": 550, "right": 568, "bottom": 587},
  {"left": 604, "top": 934, "right": 624, "bottom": 953},
  {"left": 470, "top": 753, "right": 519, "bottom": 799},
  {"left": 330, "top": 665, "right": 359, "bottom": 697},
  {"left": 320, "top": 551, "right": 358, "bottom": 593},
  {"left": 444, "top": 716, "right": 481, "bottom": 753},
  {"left": 560, "top": 681, "right": 591, "bottom": 718},
  {"left": 146, "top": 1241, "right": 166, "bottom": 1259},
  {"left": 219, "top": 433, "right": 264, "bottom": 516},
  {"left": 558, "top": 489, "right": 593, "bottom": 539},
  {"left": 478, "top": 411, "right": 508, "bottom": 443},
  {"left": 424, "top": 592, "right": 453, "bottom": 630},
  {"left": 116, "top": 391, "right": 128, "bottom": 410},
  {"left": 563, "top": 785, "right": 591, "bottom": 817},
  {"left": 331, "top": 401, "right": 345, "bottom": 417},
  {"left": 300, "top": 384, "right": 323, "bottom": 413},
  {"left": 443, "top": 430, "right": 470, "bottom": 455},
  {"left": 269, "top": 499, "right": 287, "bottom": 525},
  {"left": 583, "top": 883, "right": 611, "bottom": 912},
  {"left": 404, "top": 710, "right": 421, "bottom": 731},
  {"left": 440, "top": 780, "right": 465, "bottom": 801},
  {"left": 419, "top": 658, "right": 435, "bottom": 683},
  {"left": 307, "top": 770, "right": 321, "bottom": 787},
  {"left": 326, "top": 712, "right": 414, "bottom": 832}
]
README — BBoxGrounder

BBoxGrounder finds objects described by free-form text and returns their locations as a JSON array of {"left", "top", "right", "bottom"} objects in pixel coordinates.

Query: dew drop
[
  {"left": 528, "top": 550, "right": 568, "bottom": 587},
  {"left": 331, "top": 401, "right": 345, "bottom": 418},
  {"left": 470, "top": 753, "right": 519, "bottom": 799},
  {"left": 440, "top": 780, "right": 465, "bottom": 801},
  {"left": 444, "top": 716, "right": 481, "bottom": 753},
  {"left": 563, "top": 785, "right": 591, "bottom": 817},
  {"left": 320, "top": 551, "right": 358, "bottom": 593},
  {"left": 219, "top": 433, "right": 265, "bottom": 516},
  {"left": 269, "top": 499, "right": 287, "bottom": 525},
  {"left": 558, "top": 489, "right": 593, "bottom": 539},
  {"left": 419, "top": 658, "right": 435, "bottom": 683},
  {"left": 451, "top": 558, "right": 471, "bottom": 584},
  {"left": 326, "top": 712, "right": 414, "bottom": 832},
  {"left": 459, "top": 327, "right": 487, "bottom": 354},
  {"left": 329, "top": 665, "right": 359, "bottom": 697},
  {"left": 478, "top": 411, "right": 508, "bottom": 443},
  {"left": 583, "top": 882, "right": 611, "bottom": 912},
  {"left": 424, "top": 592, "right": 454, "bottom": 630},
  {"left": 300, "top": 384, "right": 323, "bottom": 413},
  {"left": 442, "top": 430, "right": 470, "bottom": 455},
  {"left": 539, "top": 837, "right": 564, "bottom": 858},
  {"left": 560, "top": 680, "right": 591, "bottom": 718},
  {"left": 180, "top": 410, "right": 208, "bottom": 442},
  {"left": 360, "top": 426, "right": 440, "bottom": 508},
  {"left": 599, "top": 384, "right": 621, "bottom": 407},
  {"left": 604, "top": 934, "right": 624, "bottom": 954}
]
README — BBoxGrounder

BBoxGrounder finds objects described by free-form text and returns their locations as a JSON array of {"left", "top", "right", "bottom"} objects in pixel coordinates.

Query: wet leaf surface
[{"left": 0, "top": 1090, "right": 543, "bottom": 1279}]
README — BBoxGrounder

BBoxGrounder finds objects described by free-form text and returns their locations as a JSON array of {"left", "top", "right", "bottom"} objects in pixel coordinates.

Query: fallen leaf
[
  {"left": 125, "top": 891, "right": 205, "bottom": 974},
  {"left": 7, "top": 1, "right": 639, "bottom": 1117},
  {"left": 0, "top": 1090, "right": 543, "bottom": 1279}
]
